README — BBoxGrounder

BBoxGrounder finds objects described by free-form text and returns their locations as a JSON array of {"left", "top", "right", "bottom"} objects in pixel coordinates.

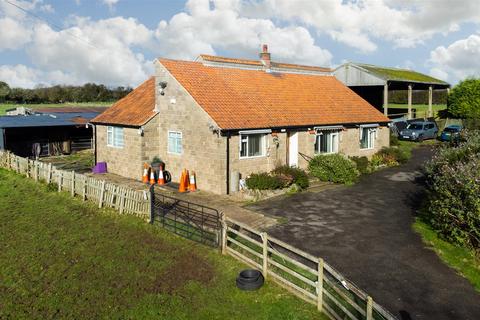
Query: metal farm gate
[{"left": 149, "top": 186, "right": 222, "bottom": 247}]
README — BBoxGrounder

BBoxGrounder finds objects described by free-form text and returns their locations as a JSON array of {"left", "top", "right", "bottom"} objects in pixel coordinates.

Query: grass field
[
  {"left": 41, "top": 150, "right": 95, "bottom": 173},
  {"left": 0, "top": 169, "right": 326, "bottom": 320},
  {"left": 388, "top": 103, "right": 447, "bottom": 117},
  {"left": 413, "top": 219, "right": 480, "bottom": 292},
  {"left": 0, "top": 102, "right": 112, "bottom": 115}
]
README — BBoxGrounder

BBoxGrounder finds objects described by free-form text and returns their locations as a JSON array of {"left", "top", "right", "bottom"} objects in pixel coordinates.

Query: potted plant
[{"left": 151, "top": 156, "right": 165, "bottom": 171}]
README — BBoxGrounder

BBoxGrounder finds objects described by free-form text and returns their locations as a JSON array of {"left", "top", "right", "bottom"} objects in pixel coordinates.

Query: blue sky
[{"left": 1, "top": 0, "right": 479, "bottom": 88}]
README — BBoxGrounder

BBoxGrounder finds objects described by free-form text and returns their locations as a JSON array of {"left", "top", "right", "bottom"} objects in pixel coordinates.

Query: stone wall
[
  {"left": 155, "top": 61, "right": 227, "bottom": 194},
  {"left": 339, "top": 126, "right": 390, "bottom": 158},
  {"left": 228, "top": 126, "right": 389, "bottom": 185},
  {"left": 229, "top": 132, "right": 287, "bottom": 180},
  {"left": 96, "top": 125, "right": 143, "bottom": 179}
]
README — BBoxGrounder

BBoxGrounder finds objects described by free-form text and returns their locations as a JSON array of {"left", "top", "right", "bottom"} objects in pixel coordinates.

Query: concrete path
[{"left": 247, "top": 147, "right": 480, "bottom": 320}]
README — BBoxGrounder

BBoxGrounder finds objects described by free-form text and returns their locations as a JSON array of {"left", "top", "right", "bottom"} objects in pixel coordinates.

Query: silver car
[{"left": 399, "top": 121, "right": 438, "bottom": 141}]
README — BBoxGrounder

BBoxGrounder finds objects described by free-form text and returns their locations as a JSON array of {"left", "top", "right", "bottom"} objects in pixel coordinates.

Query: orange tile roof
[
  {"left": 91, "top": 77, "right": 156, "bottom": 126},
  {"left": 159, "top": 59, "right": 389, "bottom": 130},
  {"left": 199, "top": 54, "right": 332, "bottom": 73}
]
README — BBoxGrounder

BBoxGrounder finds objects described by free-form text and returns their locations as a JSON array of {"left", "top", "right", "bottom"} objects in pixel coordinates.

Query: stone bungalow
[{"left": 91, "top": 46, "right": 390, "bottom": 194}]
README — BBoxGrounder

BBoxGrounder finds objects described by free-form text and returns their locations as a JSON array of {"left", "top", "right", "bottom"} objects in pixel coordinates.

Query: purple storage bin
[{"left": 92, "top": 162, "right": 107, "bottom": 174}]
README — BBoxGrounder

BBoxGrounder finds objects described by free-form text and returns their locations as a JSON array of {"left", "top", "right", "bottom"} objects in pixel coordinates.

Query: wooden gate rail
[{"left": 222, "top": 217, "right": 397, "bottom": 320}]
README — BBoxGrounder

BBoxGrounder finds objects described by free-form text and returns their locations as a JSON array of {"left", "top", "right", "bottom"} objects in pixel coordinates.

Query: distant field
[
  {"left": 0, "top": 102, "right": 112, "bottom": 115},
  {"left": 388, "top": 103, "right": 447, "bottom": 117}
]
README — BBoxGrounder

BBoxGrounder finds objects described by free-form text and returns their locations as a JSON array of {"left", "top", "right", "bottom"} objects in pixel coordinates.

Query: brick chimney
[{"left": 259, "top": 44, "right": 271, "bottom": 69}]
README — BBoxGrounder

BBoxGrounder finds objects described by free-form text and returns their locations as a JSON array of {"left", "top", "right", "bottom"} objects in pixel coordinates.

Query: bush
[
  {"left": 370, "top": 146, "right": 410, "bottom": 169},
  {"left": 424, "top": 130, "right": 480, "bottom": 249},
  {"left": 308, "top": 154, "right": 359, "bottom": 185},
  {"left": 271, "top": 166, "right": 309, "bottom": 189},
  {"left": 245, "top": 173, "right": 284, "bottom": 190},
  {"left": 350, "top": 156, "right": 370, "bottom": 174},
  {"left": 390, "top": 132, "right": 400, "bottom": 146},
  {"left": 447, "top": 78, "right": 480, "bottom": 119}
]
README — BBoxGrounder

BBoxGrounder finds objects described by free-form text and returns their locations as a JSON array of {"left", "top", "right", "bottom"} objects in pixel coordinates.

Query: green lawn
[
  {"left": 0, "top": 102, "right": 112, "bottom": 115},
  {"left": 413, "top": 219, "right": 480, "bottom": 292},
  {"left": 41, "top": 150, "right": 95, "bottom": 173},
  {"left": 0, "top": 169, "right": 326, "bottom": 320},
  {"left": 388, "top": 103, "right": 446, "bottom": 117}
]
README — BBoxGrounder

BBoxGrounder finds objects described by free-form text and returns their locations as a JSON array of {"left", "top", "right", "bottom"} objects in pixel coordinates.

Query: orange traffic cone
[
  {"left": 189, "top": 171, "right": 197, "bottom": 192},
  {"left": 142, "top": 165, "right": 149, "bottom": 184},
  {"left": 149, "top": 169, "right": 156, "bottom": 185},
  {"left": 178, "top": 169, "right": 187, "bottom": 193},
  {"left": 157, "top": 169, "right": 165, "bottom": 185}
]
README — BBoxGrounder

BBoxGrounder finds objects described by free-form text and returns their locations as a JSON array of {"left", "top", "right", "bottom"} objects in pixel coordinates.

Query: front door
[{"left": 288, "top": 132, "right": 298, "bottom": 167}]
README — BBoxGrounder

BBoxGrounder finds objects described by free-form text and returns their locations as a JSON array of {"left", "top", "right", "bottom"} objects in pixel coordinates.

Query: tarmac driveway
[{"left": 247, "top": 146, "right": 480, "bottom": 320}]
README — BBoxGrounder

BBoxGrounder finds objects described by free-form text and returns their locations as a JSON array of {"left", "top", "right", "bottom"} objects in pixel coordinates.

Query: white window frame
[
  {"left": 239, "top": 130, "right": 270, "bottom": 159},
  {"left": 107, "top": 126, "right": 124, "bottom": 148},
  {"left": 168, "top": 131, "right": 183, "bottom": 155},
  {"left": 360, "top": 126, "right": 377, "bottom": 150},
  {"left": 315, "top": 130, "right": 339, "bottom": 154}
]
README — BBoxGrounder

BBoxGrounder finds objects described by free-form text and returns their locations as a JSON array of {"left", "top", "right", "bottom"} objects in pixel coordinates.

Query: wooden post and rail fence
[
  {"left": 0, "top": 150, "right": 396, "bottom": 320},
  {"left": 0, "top": 151, "right": 150, "bottom": 218}
]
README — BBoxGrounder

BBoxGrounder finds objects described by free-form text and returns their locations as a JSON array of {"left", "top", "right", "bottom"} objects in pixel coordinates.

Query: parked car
[
  {"left": 439, "top": 125, "right": 462, "bottom": 142},
  {"left": 399, "top": 121, "right": 438, "bottom": 141}
]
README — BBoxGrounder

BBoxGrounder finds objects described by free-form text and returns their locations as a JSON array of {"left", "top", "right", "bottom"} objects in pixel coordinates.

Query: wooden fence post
[
  {"left": 221, "top": 214, "right": 227, "bottom": 254},
  {"left": 32, "top": 161, "right": 37, "bottom": 181},
  {"left": 119, "top": 188, "right": 126, "bottom": 214},
  {"left": 71, "top": 171, "right": 75, "bottom": 197},
  {"left": 261, "top": 232, "right": 268, "bottom": 280},
  {"left": 57, "top": 171, "right": 62, "bottom": 192},
  {"left": 317, "top": 258, "right": 324, "bottom": 312},
  {"left": 98, "top": 180, "right": 106, "bottom": 208},
  {"left": 367, "top": 296, "right": 373, "bottom": 320},
  {"left": 47, "top": 163, "right": 52, "bottom": 184},
  {"left": 26, "top": 160, "right": 30, "bottom": 178},
  {"left": 82, "top": 176, "right": 87, "bottom": 201}
]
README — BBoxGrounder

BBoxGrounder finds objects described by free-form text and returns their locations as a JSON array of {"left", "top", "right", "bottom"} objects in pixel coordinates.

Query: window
[
  {"left": 315, "top": 131, "right": 339, "bottom": 154},
  {"left": 168, "top": 131, "right": 182, "bottom": 154},
  {"left": 107, "top": 126, "right": 124, "bottom": 148},
  {"left": 240, "top": 133, "right": 266, "bottom": 158},
  {"left": 360, "top": 127, "right": 376, "bottom": 149}
]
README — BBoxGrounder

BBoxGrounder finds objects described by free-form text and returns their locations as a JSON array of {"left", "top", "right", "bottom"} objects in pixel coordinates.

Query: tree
[
  {"left": 447, "top": 78, "right": 480, "bottom": 119},
  {"left": 0, "top": 81, "right": 10, "bottom": 102}
]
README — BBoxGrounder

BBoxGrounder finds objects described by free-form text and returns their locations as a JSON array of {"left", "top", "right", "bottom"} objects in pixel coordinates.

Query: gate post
[
  {"left": 221, "top": 214, "right": 227, "bottom": 254},
  {"left": 149, "top": 185, "right": 155, "bottom": 224}
]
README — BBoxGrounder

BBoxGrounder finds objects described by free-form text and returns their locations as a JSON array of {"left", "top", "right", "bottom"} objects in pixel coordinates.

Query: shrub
[
  {"left": 245, "top": 173, "right": 284, "bottom": 190},
  {"left": 424, "top": 130, "right": 480, "bottom": 249},
  {"left": 350, "top": 156, "right": 370, "bottom": 174},
  {"left": 271, "top": 166, "right": 309, "bottom": 189},
  {"left": 370, "top": 147, "right": 409, "bottom": 169},
  {"left": 390, "top": 132, "right": 400, "bottom": 146},
  {"left": 447, "top": 78, "right": 480, "bottom": 119},
  {"left": 308, "top": 154, "right": 359, "bottom": 185}
]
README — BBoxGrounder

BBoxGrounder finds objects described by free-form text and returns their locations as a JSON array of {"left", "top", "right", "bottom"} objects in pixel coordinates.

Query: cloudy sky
[{"left": 1, "top": 0, "right": 479, "bottom": 88}]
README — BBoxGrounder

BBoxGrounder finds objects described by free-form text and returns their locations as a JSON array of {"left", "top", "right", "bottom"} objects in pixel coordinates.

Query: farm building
[
  {"left": 334, "top": 62, "right": 450, "bottom": 118},
  {"left": 0, "top": 108, "right": 103, "bottom": 158},
  {"left": 92, "top": 46, "right": 390, "bottom": 195}
]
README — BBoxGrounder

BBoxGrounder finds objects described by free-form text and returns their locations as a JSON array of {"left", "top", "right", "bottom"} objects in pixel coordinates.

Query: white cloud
[
  {"left": 154, "top": 0, "right": 332, "bottom": 66},
  {"left": 26, "top": 17, "right": 154, "bottom": 87},
  {"left": 429, "top": 34, "right": 480, "bottom": 82},
  {"left": 0, "top": 64, "right": 74, "bottom": 88},
  {"left": 101, "top": 0, "right": 119, "bottom": 9},
  {"left": 240, "top": 0, "right": 480, "bottom": 53},
  {"left": 0, "top": 17, "right": 32, "bottom": 51}
]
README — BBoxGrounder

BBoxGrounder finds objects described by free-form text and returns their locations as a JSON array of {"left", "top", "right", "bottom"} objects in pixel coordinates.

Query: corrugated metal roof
[{"left": 0, "top": 112, "right": 100, "bottom": 129}]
